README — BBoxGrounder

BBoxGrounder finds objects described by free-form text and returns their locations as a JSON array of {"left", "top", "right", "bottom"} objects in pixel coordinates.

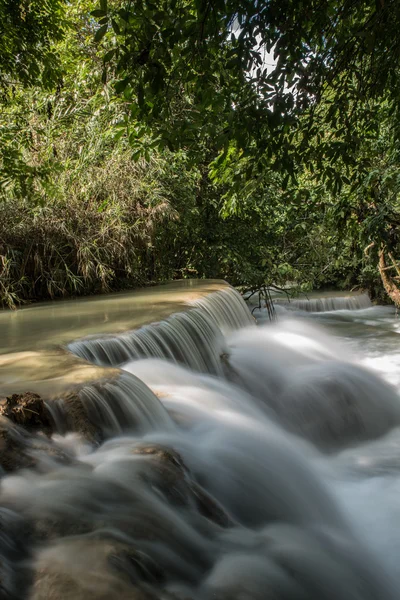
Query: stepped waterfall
[{"left": 0, "top": 282, "right": 399, "bottom": 599}]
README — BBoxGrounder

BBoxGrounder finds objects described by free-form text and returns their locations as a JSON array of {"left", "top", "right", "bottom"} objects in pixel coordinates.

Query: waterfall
[
  {"left": 47, "top": 371, "right": 173, "bottom": 441},
  {"left": 190, "top": 288, "right": 255, "bottom": 331},
  {"left": 69, "top": 288, "right": 254, "bottom": 374},
  {"left": 273, "top": 292, "right": 372, "bottom": 312},
  {"left": 1, "top": 284, "right": 400, "bottom": 600}
]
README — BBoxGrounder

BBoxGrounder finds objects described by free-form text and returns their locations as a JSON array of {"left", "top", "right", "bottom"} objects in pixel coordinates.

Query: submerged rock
[
  {"left": 0, "top": 419, "right": 38, "bottom": 472},
  {"left": 30, "top": 538, "right": 162, "bottom": 600},
  {"left": 132, "top": 443, "right": 232, "bottom": 528},
  {"left": 276, "top": 362, "right": 400, "bottom": 451},
  {"left": 0, "top": 508, "right": 33, "bottom": 599},
  {"left": 0, "top": 418, "right": 71, "bottom": 473},
  {"left": 59, "top": 392, "right": 100, "bottom": 444}
]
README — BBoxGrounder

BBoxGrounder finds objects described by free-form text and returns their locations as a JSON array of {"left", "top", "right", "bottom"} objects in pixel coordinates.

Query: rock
[
  {"left": 30, "top": 538, "right": 162, "bottom": 600},
  {"left": 0, "top": 392, "right": 53, "bottom": 435},
  {"left": 108, "top": 544, "right": 164, "bottom": 585},
  {"left": 0, "top": 392, "right": 71, "bottom": 473},
  {"left": 0, "top": 387, "right": 111, "bottom": 447},
  {"left": 132, "top": 443, "right": 232, "bottom": 528},
  {"left": 60, "top": 392, "right": 100, "bottom": 444},
  {"left": 0, "top": 417, "right": 70, "bottom": 473}
]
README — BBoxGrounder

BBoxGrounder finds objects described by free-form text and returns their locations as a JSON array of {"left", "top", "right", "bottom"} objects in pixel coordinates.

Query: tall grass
[
  {"left": 0, "top": 149, "right": 187, "bottom": 308},
  {"left": 0, "top": 70, "right": 208, "bottom": 308}
]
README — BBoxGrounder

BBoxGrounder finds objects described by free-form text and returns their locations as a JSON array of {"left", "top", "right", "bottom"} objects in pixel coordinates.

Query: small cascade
[
  {"left": 69, "top": 309, "right": 226, "bottom": 374},
  {"left": 2, "top": 282, "right": 400, "bottom": 600},
  {"left": 274, "top": 292, "right": 372, "bottom": 312},
  {"left": 48, "top": 371, "right": 173, "bottom": 440},
  {"left": 190, "top": 288, "right": 255, "bottom": 332},
  {"left": 69, "top": 288, "right": 254, "bottom": 374}
]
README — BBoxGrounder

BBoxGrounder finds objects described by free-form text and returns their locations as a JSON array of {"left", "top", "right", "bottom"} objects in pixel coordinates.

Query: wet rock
[
  {"left": 0, "top": 508, "right": 33, "bottom": 599},
  {"left": 32, "top": 512, "right": 94, "bottom": 544},
  {"left": 30, "top": 538, "right": 162, "bottom": 600},
  {"left": 132, "top": 443, "right": 188, "bottom": 473},
  {"left": 0, "top": 392, "right": 53, "bottom": 435},
  {"left": 132, "top": 443, "right": 232, "bottom": 528},
  {"left": 276, "top": 362, "right": 400, "bottom": 452},
  {"left": 0, "top": 418, "right": 70, "bottom": 473},
  {"left": 61, "top": 392, "right": 100, "bottom": 444},
  {"left": 108, "top": 544, "right": 164, "bottom": 585},
  {"left": 190, "top": 481, "right": 231, "bottom": 527},
  {"left": 0, "top": 420, "right": 36, "bottom": 472},
  {"left": 0, "top": 392, "right": 72, "bottom": 473}
]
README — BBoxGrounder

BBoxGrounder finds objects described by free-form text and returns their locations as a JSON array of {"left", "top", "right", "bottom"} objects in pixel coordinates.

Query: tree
[
  {"left": 91, "top": 0, "right": 400, "bottom": 188},
  {"left": 2, "top": 0, "right": 400, "bottom": 306},
  {"left": 0, "top": 0, "right": 67, "bottom": 201},
  {"left": 0, "top": 0, "right": 65, "bottom": 90}
]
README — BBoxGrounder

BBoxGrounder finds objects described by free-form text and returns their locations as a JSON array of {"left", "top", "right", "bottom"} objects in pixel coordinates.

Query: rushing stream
[{"left": 1, "top": 285, "right": 400, "bottom": 599}]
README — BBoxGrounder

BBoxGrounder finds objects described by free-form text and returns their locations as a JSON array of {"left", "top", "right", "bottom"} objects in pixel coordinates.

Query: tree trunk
[{"left": 378, "top": 247, "right": 400, "bottom": 307}]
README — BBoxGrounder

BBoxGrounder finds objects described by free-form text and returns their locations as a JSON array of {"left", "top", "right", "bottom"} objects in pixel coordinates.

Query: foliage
[
  {"left": 0, "top": 0, "right": 65, "bottom": 89},
  {"left": 1, "top": 0, "right": 400, "bottom": 307},
  {"left": 0, "top": 142, "right": 198, "bottom": 307},
  {"left": 91, "top": 0, "right": 400, "bottom": 190}
]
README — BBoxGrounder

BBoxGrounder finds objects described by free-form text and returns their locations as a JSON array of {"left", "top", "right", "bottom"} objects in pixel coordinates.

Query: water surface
[{"left": 1, "top": 286, "right": 400, "bottom": 599}]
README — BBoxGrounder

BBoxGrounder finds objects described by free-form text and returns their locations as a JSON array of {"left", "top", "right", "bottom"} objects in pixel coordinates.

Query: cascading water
[
  {"left": 1, "top": 284, "right": 400, "bottom": 599},
  {"left": 69, "top": 288, "right": 254, "bottom": 373},
  {"left": 273, "top": 291, "right": 372, "bottom": 312},
  {"left": 46, "top": 371, "right": 173, "bottom": 441}
]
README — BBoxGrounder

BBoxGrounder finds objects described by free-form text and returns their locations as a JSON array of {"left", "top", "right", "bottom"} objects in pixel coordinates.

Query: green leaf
[
  {"left": 104, "top": 49, "right": 115, "bottom": 62},
  {"left": 115, "top": 78, "right": 129, "bottom": 93},
  {"left": 111, "top": 19, "right": 121, "bottom": 35},
  {"left": 137, "top": 84, "right": 144, "bottom": 107},
  {"left": 94, "top": 24, "right": 108, "bottom": 42},
  {"left": 100, "top": 0, "right": 108, "bottom": 11},
  {"left": 112, "top": 129, "right": 125, "bottom": 142},
  {"left": 97, "top": 199, "right": 108, "bottom": 213},
  {"left": 91, "top": 9, "right": 107, "bottom": 17}
]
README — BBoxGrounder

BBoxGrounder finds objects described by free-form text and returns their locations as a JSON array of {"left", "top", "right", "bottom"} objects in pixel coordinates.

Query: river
[{"left": 0, "top": 284, "right": 399, "bottom": 599}]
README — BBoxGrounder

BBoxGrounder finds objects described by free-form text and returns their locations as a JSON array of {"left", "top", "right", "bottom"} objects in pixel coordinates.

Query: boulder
[
  {"left": 30, "top": 538, "right": 162, "bottom": 600},
  {"left": 132, "top": 443, "right": 232, "bottom": 528},
  {"left": 0, "top": 418, "right": 71, "bottom": 473},
  {"left": 0, "top": 392, "right": 53, "bottom": 435}
]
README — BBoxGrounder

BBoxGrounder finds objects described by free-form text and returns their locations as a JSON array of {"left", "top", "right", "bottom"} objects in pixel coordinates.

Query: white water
[
  {"left": 69, "top": 288, "right": 254, "bottom": 374},
  {"left": 1, "top": 287, "right": 400, "bottom": 599},
  {"left": 273, "top": 291, "right": 372, "bottom": 313}
]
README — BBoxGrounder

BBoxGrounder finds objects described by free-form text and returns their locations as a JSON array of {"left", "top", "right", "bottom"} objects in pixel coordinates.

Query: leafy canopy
[
  {"left": 92, "top": 0, "right": 400, "bottom": 189},
  {"left": 0, "top": 0, "right": 66, "bottom": 90},
  {"left": 2, "top": 0, "right": 400, "bottom": 305}
]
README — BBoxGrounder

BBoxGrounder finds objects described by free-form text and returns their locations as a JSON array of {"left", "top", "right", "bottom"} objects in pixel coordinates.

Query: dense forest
[{"left": 1, "top": 0, "right": 400, "bottom": 308}]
